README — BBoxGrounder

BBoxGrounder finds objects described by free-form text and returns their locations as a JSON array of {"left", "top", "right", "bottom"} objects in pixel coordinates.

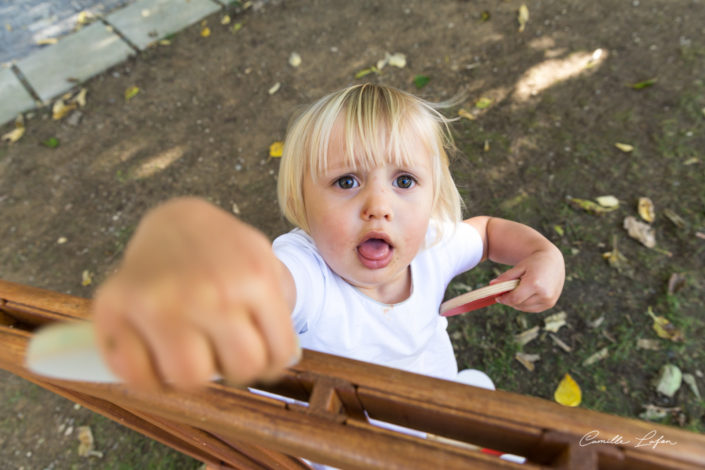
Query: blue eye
[
  {"left": 395, "top": 174, "right": 416, "bottom": 189},
  {"left": 336, "top": 176, "right": 358, "bottom": 189}
]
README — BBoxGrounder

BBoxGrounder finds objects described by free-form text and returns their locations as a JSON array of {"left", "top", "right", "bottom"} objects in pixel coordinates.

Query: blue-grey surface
[{"left": 0, "top": 0, "right": 136, "bottom": 64}]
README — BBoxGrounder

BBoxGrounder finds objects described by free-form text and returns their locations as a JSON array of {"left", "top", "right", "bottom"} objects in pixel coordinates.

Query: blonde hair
[{"left": 277, "top": 83, "right": 462, "bottom": 234}]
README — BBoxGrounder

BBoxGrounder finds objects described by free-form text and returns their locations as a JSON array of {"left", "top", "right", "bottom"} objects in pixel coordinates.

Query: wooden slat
[{"left": 2, "top": 278, "right": 705, "bottom": 470}]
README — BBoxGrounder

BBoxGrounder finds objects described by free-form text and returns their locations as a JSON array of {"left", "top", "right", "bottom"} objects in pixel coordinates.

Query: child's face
[{"left": 302, "top": 121, "right": 434, "bottom": 303}]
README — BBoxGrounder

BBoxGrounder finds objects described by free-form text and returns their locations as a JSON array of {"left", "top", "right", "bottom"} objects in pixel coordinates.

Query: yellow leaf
[
  {"left": 289, "top": 52, "right": 302, "bottom": 67},
  {"left": 567, "top": 197, "right": 617, "bottom": 214},
  {"left": 2, "top": 117, "right": 25, "bottom": 143},
  {"left": 647, "top": 307, "right": 684, "bottom": 342},
  {"left": 483, "top": 140, "right": 490, "bottom": 152},
  {"left": 81, "top": 270, "right": 93, "bottom": 286},
  {"left": 125, "top": 86, "right": 140, "bottom": 100},
  {"left": 595, "top": 195, "right": 619, "bottom": 209},
  {"left": 615, "top": 142, "right": 634, "bottom": 152},
  {"left": 269, "top": 141, "right": 284, "bottom": 158},
  {"left": 201, "top": 27, "right": 211, "bottom": 37},
  {"left": 517, "top": 4, "right": 529, "bottom": 32},
  {"left": 387, "top": 52, "right": 406, "bottom": 68},
  {"left": 52, "top": 99, "right": 77, "bottom": 120},
  {"left": 231, "top": 23, "right": 242, "bottom": 33},
  {"left": 638, "top": 197, "right": 655, "bottom": 223},
  {"left": 354, "top": 67, "right": 378, "bottom": 79},
  {"left": 73, "top": 88, "right": 87, "bottom": 107},
  {"left": 221, "top": 15, "right": 231, "bottom": 25},
  {"left": 475, "top": 97, "right": 492, "bottom": 109},
  {"left": 603, "top": 235, "right": 629, "bottom": 272},
  {"left": 554, "top": 373, "right": 581, "bottom": 407},
  {"left": 36, "top": 38, "right": 58, "bottom": 46},
  {"left": 457, "top": 108, "right": 476, "bottom": 121}
]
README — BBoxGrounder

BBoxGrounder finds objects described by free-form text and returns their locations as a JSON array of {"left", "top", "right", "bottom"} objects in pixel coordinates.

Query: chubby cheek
[{"left": 309, "top": 212, "right": 352, "bottom": 260}]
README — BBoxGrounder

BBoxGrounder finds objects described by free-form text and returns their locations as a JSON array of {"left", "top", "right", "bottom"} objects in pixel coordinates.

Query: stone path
[{"left": 1, "top": 0, "right": 228, "bottom": 126}]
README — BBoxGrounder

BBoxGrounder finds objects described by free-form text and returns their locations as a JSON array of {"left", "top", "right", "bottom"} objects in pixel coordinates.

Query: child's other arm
[
  {"left": 464, "top": 216, "right": 565, "bottom": 313},
  {"left": 92, "top": 197, "right": 300, "bottom": 391}
]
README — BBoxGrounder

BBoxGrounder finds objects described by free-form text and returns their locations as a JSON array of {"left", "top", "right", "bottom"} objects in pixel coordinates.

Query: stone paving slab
[
  {"left": 106, "top": 0, "right": 222, "bottom": 50},
  {"left": 16, "top": 21, "right": 135, "bottom": 103},
  {"left": 0, "top": 0, "right": 135, "bottom": 64},
  {"left": 0, "top": 68, "right": 37, "bottom": 125}
]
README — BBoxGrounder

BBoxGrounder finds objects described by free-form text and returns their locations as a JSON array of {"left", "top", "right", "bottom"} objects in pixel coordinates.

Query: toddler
[{"left": 93, "top": 83, "right": 565, "bottom": 391}]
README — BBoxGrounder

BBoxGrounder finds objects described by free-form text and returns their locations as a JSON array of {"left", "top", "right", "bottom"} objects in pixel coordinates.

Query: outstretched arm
[{"left": 464, "top": 216, "right": 565, "bottom": 313}]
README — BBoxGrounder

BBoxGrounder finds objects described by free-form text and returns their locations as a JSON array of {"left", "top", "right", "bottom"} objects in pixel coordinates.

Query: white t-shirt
[{"left": 272, "top": 221, "right": 484, "bottom": 380}]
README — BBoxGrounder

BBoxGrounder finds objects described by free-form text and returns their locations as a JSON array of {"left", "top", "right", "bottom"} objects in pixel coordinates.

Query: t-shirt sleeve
[
  {"left": 272, "top": 230, "right": 325, "bottom": 334},
  {"left": 433, "top": 221, "right": 485, "bottom": 279}
]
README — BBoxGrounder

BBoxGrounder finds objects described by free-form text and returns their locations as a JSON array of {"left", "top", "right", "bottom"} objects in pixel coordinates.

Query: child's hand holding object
[{"left": 92, "top": 197, "right": 300, "bottom": 391}]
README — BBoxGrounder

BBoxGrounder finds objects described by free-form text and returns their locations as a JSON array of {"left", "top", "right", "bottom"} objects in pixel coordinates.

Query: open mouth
[{"left": 357, "top": 234, "right": 394, "bottom": 269}]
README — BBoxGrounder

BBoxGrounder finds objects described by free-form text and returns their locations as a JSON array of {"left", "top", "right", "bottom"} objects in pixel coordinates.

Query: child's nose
[{"left": 361, "top": 185, "right": 393, "bottom": 221}]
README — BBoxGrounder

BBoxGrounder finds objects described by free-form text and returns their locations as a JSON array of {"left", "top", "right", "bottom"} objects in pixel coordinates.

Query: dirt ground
[{"left": 1, "top": 0, "right": 704, "bottom": 468}]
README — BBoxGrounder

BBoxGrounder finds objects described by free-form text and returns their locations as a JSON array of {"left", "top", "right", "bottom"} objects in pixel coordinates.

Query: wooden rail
[{"left": 1, "top": 279, "right": 704, "bottom": 469}]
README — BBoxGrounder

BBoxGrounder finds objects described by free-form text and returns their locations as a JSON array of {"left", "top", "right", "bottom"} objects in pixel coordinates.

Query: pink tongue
[{"left": 358, "top": 239, "right": 390, "bottom": 260}]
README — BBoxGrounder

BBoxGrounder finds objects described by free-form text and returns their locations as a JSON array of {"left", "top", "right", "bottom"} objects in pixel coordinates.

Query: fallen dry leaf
[
  {"left": 201, "top": 26, "right": 211, "bottom": 37},
  {"left": 654, "top": 364, "right": 682, "bottom": 398},
  {"left": 515, "top": 352, "right": 540, "bottom": 372},
  {"left": 615, "top": 142, "right": 634, "bottom": 153},
  {"left": 36, "top": 38, "right": 59, "bottom": 46},
  {"left": 355, "top": 66, "right": 379, "bottom": 79},
  {"left": 289, "top": 52, "right": 302, "bottom": 67},
  {"left": 663, "top": 208, "right": 686, "bottom": 229},
  {"left": 125, "top": 86, "right": 140, "bottom": 100},
  {"left": 647, "top": 307, "right": 684, "bottom": 342},
  {"left": 517, "top": 4, "right": 529, "bottom": 32},
  {"left": 567, "top": 196, "right": 617, "bottom": 214},
  {"left": 377, "top": 52, "right": 406, "bottom": 70},
  {"left": 638, "top": 197, "right": 655, "bottom": 223},
  {"left": 623, "top": 216, "right": 656, "bottom": 248},
  {"left": 596, "top": 195, "right": 619, "bottom": 209},
  {"left": 269, "top": 141, "right": 284, "bottom": 158},
  {"left": 683, "top": 373, "right": 701, "bottom": 399},
  {"left": 457, "top": 108, "right": 476, "bottom": 121},
  {"left": 475, "top": 97, "right": 492, "bottom": 109},
  {"left": 2, "top": 116, "right": 25, "bottom": 144},
  {"left": 514, "top": 326, "right": 539, "bottom": 346},
  {"left": 77, "top": 426, "right": 103, "bottom": 458},
  {"left": 221, "top": 14, "right": 231, "bottom": 25},
  {"left": 549, "top": 333, "right": 572, "bottom": 352},
  {"left": 639, "top": 404, "right": 679, "bottom": 421},
  {"left": 387, "top": 52, "right": 406, "bottom": 68},
  {"left": 583, "top": 347, "right": 609, "bottom": 366},
  {"left": 544, "top": 311, "right": 567, "bottom": 333},
  {"left": 268, "top": 82, "right": 281, "bottom": 95},
  {"left": 483, "top": 140, "right": 490, "bottom": 152},
  {"left": 667, "top": 273, "right": 686, "bottom": 295},
  {"left": 637, "top": 338, "right": 661, "bottom": 350},
  {"left": 554, "top": 373, "right": 581, "bottom": 407},
  {"left": 52, "top": 99, "right": 77, "bottom": 120},
  {"left": 81, "top": 270, "right": 93, "bottom": 286},
  {"left": 602, "top": 235, "right": 629, "bottom": 272},
  {"left": 73, "top": 88, "right": 87, "bottom": 107}
]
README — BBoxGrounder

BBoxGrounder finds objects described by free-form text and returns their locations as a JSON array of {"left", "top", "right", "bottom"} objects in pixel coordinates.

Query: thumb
[{"left": 490, "top": 265, "right": 524, "bottom": 285}]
